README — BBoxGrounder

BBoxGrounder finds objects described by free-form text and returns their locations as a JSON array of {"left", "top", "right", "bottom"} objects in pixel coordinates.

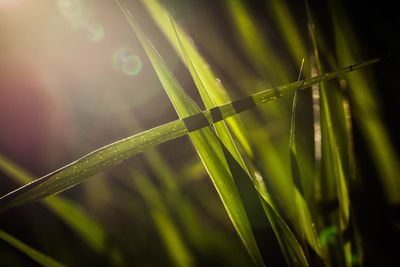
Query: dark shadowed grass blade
[
  {"left": 0, "top": 54, "right": 381, "bottom": 213},
  {"left": 0, "top": 230, "right": 66, "bottom": 267}
]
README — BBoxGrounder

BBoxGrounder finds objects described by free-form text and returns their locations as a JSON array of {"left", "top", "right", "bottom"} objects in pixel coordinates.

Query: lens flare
[{"left": 113, "top": 47, "right": 143, "bottom": 76}]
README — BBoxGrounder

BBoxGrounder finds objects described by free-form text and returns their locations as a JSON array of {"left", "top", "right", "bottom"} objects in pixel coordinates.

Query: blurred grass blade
[
  {"left": 0, "top": 154, "right": 108, "bottom": 255},
  {"left": 0, "top": 53, "right": 381, "bottom": 213},
  {"left": 129, "top": 171, "right": 194, "bottom": 267},
  {"left": 267, "top": 0, "right": 308, "bottom": 67},
  {"left": 224, "top": 0, "right": 290, "bottom": 83},
  {"left": 0, "top": 230, "right": 66, "bottom": 267}
]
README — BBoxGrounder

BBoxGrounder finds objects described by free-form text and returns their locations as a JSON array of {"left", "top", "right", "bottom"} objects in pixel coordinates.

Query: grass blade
[{"left": 0, "top": 230, "right": 66, "bottom": 267}]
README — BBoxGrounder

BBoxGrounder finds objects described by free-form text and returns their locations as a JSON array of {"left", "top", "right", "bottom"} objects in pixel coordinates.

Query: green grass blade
[
  {"left": 0, "top": 230, "right": 66, "bottom": 267},
  {"left": 0, "top": 154, "right": 108, "bottom": 254}
]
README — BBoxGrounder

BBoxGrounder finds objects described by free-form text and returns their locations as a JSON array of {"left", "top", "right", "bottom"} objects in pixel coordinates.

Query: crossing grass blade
[
  {"left": 0, "top": 230, "right": 66, "bottom": 267},
  {"left": 117, "top": 5, "right": 265, "bottom": 265}
]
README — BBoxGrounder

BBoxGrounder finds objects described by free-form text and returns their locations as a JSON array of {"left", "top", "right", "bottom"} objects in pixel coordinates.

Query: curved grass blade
[
  {"left": 0, "top": 54, "right": 381, "bottom": 213},
  {"left": 0, "top": 230, "right": 66, "bottom": 267},
  {"left": 0, "top": 154, "right": 108, "bottom": 255}
]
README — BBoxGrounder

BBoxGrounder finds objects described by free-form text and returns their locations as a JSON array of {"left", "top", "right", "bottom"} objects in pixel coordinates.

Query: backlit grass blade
[
  {"left": 119, "top": 5, "right": 265, "bottom": 265},
  {"left": 0, "top": 230, "right": 65, "bottom": 267},
  {"left": 0, "top": 154, "right": 108, "bottom": 255},
  {"left": 129, "top": 171, "right": 194, "bottom": 267},
  {"left": 0, "top": 55, "right": 380, "bottom": 213}
]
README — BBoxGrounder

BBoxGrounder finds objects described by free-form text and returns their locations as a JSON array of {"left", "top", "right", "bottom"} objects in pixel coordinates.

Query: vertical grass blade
[{"left": 0, "top": 230, "right": 66, "bottom": 267}]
